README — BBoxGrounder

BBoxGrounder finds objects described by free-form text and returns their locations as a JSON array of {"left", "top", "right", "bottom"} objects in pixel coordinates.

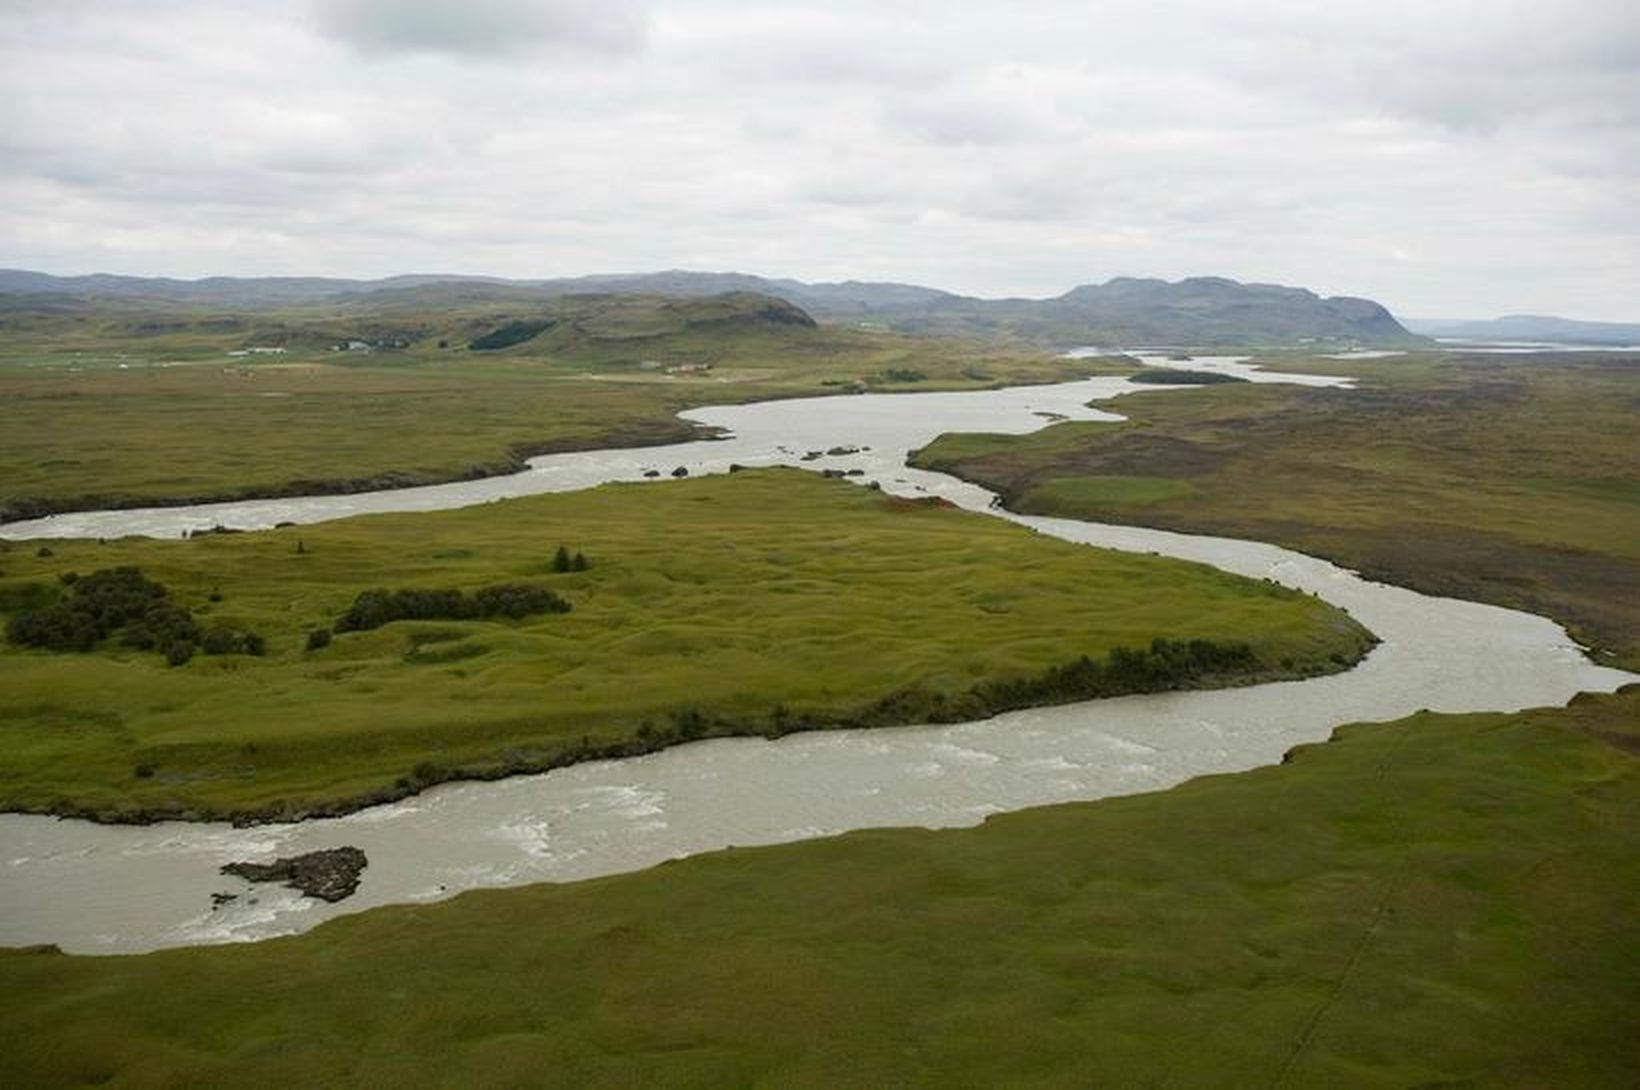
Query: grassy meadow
[
  {"left": 0, "top": 470, "right": 1370, "bottom": 821},
  {"left": 2, "top": 687, "right": 1633, "bottom": 1088},
  {"left": 0, "top": 292, "right": 1109, "bottom": 520},
  {"left": 913, "top": 352, "right": 1640, "bottom": 668}
]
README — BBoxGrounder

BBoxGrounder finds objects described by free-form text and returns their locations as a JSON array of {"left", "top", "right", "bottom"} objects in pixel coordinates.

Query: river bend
[{"left": 1, "top": 356, "right": 1630, "bottom": 953}]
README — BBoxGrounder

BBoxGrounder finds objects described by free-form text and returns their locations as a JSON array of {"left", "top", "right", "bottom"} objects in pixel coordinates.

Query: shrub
[
  {"left": 306, "top": 628, "right": 333, "bottom": 651},
  {"left": 333, "top": 583, "right": 570, "bottom": 633}
]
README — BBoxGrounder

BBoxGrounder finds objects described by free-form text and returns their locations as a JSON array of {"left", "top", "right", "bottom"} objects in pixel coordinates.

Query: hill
[
  {"left": 0, "top": 268, "right": 1425, "bottom": 346},
  {"left": 907, "top": 275, "right": 1422, "bottom": 346},
  {"left": 1404, "top": 314, "right": 1640, "bottom": 346}
]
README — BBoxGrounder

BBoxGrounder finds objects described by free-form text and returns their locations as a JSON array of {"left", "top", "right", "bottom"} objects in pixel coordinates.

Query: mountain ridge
[
  {"left": 1404, "top": 314, "right": 1640, "bottom": 346},
  {"left": 0, "top": 267, "right": 1424, "bottom": 346}
]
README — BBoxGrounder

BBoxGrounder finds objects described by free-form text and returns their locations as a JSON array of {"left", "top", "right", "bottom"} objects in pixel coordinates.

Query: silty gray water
[{"left": 1, "top": 356, "right": 1630, "bottom": 954}]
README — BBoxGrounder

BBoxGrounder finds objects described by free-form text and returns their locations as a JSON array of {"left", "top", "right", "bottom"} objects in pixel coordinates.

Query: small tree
[
  {"left": 572, "top": 551, "right": 588, "bottom": 572},
  {"left": 306, "top": 628, "right": 332, "bottom": 651},
  {"left": 552, "top": 545, "right": 571, "bottom": 573}
]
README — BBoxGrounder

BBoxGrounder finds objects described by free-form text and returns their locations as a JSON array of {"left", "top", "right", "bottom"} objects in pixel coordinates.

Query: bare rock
[{"left": 221, "top": 846, "right": 368, "bottom": 903}]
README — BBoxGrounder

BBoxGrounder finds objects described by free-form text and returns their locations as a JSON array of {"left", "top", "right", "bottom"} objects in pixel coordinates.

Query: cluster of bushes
[
  {"left": 4, "top": 566, "right": 263, "bottom": 666},
  {"left": 754, "top": 638, "right": 1265, "bottom": 737},
  {"left": 332, "top": 583, "right": 571, "bottom": 634},
  {"left": 630, "top": 640, "right": 1266, "bottom": 748},
  {"left": 877, "top": 368, "right": 928, "bottom": 383},
  {"left": 972, "top": 637, "right": 1259, "bottom": 711}
]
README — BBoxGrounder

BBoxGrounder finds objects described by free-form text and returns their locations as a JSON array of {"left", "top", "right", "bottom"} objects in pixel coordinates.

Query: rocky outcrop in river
[{"left": 221, "top": 847, "right": 368, "bottom": 902}]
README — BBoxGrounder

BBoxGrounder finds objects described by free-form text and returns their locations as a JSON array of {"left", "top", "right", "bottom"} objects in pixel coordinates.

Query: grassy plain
[
  {"left": 0, "top": 293, "right": 1107, "bottom": 520},
  {"left": 0, "top": 470, "right": 1369, "bottom": 821},
  {"left": 913, "top": 352, "right": 1640, "bottom": 667},
  {"left": 2, "top": 687, "right": 1633, "bottom": 1088}
]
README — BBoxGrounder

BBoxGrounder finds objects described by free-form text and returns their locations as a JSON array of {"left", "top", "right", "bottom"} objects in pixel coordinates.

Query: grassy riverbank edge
[
  {"left": 3, "top": 687, "right": 1633, "bottom": 1087},
  {"left": 3, "top": 646, "right": 1372, "bottom": 829},
  {"left": 0, "top": 471, "right": 1373, "bottom": 826},
  {"left": 909, "top": 353, "right": 1640, "bottom": 669},
  {"left": 0, "top": 420, "right": 725, "bottom": 527}
]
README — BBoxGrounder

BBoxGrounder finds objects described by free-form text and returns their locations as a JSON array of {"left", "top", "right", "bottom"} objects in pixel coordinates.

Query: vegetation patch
[
  {"left": 0, "top": 292, "right": 1122, "bottom": 521},
  {"left": 1023, "top": 474, "right": 1197, "bottom": 511},
  {"left": 913, "top": 352, "right": 1640, "bottom": 667},
  {"left": 333, "top": 584, "right": 570, "bottom": 633},
  {"left": 2, "top": 689, "right": 1632, "bottom": 1087},
  {"left": 5, "top": 566, "right": 263, "bottom": 666},
  {"left": 0, "top": 470, "right": 1371, "bottom": 821},
  {"left": 1128, "top": 367, "right": 1249, "bottom": 384}
]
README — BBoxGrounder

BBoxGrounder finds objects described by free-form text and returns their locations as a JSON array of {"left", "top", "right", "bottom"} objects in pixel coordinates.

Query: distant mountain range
[
  {"left": 1403, "top": 315, "right": 1640, "bottom": 347},
  {"left": 0, "top": 268, "right": 1424, "bottom": 347}
]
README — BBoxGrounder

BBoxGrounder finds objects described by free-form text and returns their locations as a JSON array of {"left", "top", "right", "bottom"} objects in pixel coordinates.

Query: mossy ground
[{"left": 2, "top": 689, "right": 1633, "bottom": 1088}]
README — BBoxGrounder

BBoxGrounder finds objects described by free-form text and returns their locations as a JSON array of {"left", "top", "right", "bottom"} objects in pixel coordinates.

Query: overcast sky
[{"left": 2, "top": 0, "right": 1637, "bottom": 318}]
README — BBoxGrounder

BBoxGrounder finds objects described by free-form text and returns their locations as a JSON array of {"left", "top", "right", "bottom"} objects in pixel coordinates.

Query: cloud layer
[{"left": 1, "top": 0, "right": 1636, "bottom": 317}]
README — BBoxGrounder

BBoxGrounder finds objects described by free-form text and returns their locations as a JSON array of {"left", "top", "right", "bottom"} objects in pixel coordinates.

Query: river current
[{"left": 1, "top": 356, "right": 1630, "bottom": 954}]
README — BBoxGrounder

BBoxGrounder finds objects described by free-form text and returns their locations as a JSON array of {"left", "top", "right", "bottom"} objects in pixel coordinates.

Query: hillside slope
[{"left": 1, "top": 268, "right": 1425, "bottom": 346}]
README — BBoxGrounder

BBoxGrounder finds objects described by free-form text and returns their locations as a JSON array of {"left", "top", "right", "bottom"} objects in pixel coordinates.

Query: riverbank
[
  {"left": 0, "top": 304, "right": 1110, "bottom": 522},
  {"left": 4, "top": 687, "right": 1633, "bottom": 1087},
  {"left": 911, "top": 351, "right": 1640, "bottom": 668},
  {"left": 0, "top": 469, "right": 1372, "bottom": 824}
]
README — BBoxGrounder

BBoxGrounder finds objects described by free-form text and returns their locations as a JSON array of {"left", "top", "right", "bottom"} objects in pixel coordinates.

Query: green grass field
[
  {"left": 0, "top": 470, "right": 1370, "bottom": 821},
  {"left": 0, "top": 293, "right": 1110, "bottom": 520},
  {"left": 2, "top": 687, "right": 1632, "bottom": 1088},
  {"left": 912, "top": 352, "right": 1640, "bottom": 668}
]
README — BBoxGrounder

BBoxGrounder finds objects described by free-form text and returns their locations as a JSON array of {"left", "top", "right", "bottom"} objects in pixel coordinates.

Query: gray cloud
[
  {"left": 0, "top": 0, "right": 1635, "bottom": 318},
  {"left": 313, "top": 0, "right": 648, "bottom": 58}
]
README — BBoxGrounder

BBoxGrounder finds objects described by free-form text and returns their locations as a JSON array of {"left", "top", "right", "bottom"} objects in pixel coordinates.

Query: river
[{"left": 0, "top": 355, "right": 1630, "bottom": 954}]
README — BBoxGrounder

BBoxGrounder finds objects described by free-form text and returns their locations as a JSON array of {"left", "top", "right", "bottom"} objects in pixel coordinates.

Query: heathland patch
[
  {"left": 0, "top": 470, "right": 1372, "bottom": 821},
  {"left": 2, "top": 688, "right": 1630, "bottom": 1087},
  {"left": 913, "top": 352, "right": 1639, "bottom": 668},
  {"left": 0, "top": 292, "right": 1114, "bottom": 521}
]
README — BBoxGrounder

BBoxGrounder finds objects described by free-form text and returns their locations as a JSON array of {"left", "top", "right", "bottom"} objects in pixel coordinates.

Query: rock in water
[{"left": 221, "top": 846, "right": 368, "bottom": 902}]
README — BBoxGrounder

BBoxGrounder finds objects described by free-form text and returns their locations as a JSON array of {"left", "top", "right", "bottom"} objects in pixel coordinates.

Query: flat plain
[{"left": 0, "top": 292, "right": 1105, "bottom": 520}]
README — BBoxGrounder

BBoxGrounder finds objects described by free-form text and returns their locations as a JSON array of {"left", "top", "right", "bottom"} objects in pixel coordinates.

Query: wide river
[{"left": 1, "top": 356, "right": 1630, "bottom": 954}]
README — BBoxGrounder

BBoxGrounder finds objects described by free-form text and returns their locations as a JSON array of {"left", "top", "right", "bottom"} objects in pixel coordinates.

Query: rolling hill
[{"left": 0, "top": 268, "right": 1425, "bottom": 347}]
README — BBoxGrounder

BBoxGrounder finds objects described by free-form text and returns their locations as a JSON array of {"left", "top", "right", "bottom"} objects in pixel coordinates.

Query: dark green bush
[
  {"left": 5, "top": 565, "right": 261, "bottom": 662},
  {"left": 333, "top": 583, "right": 570, "bottom": 633}
]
